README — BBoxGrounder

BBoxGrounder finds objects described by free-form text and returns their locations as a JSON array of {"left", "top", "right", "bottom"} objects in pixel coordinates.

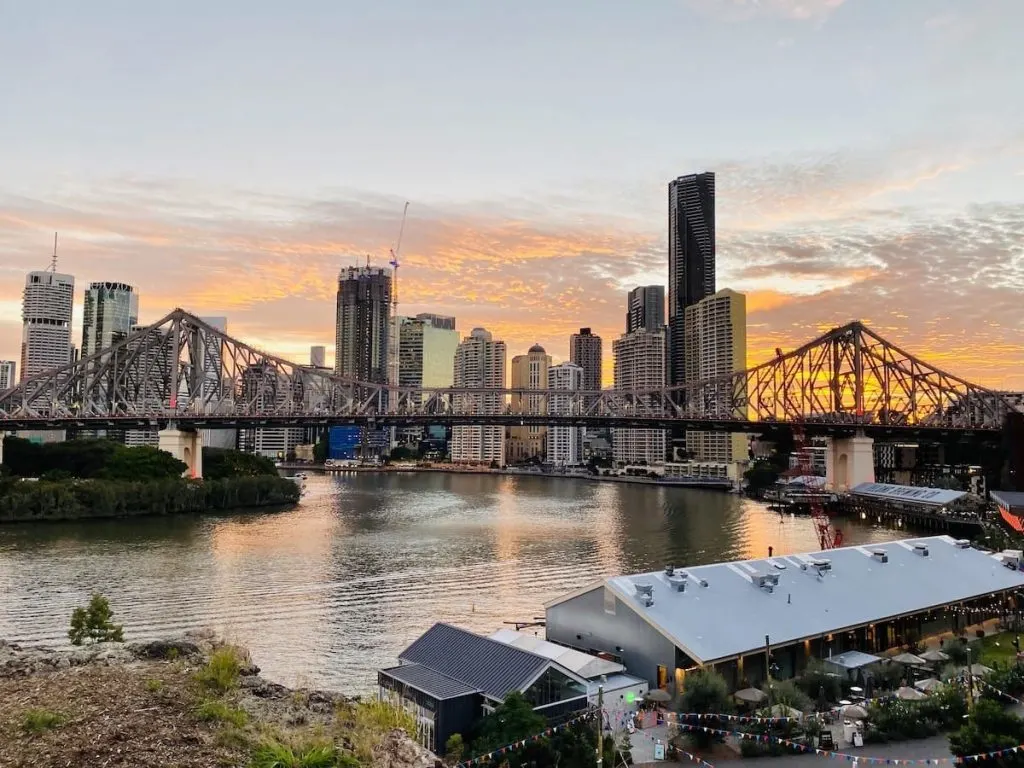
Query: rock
[
  {"left": 129, "top": 639, "right": 202, "bottom": 660},
  {"left": 371, "top": 729, "right": 439, "bottom": 768},
  {"left": 242, "top": 678, "right": 291, "bottom": 699}
]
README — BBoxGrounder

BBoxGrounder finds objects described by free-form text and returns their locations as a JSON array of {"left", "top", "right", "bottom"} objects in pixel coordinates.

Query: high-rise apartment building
[
  {"left": 683, "top": 289, "right": 748, "bottom": 477},
  {"left": 546, "top": 362, "right": 584, "bottom": 466},
  {"left": 507, "top": 344, "right": 551, "bottom": 463},
  {"left": 451, "top": 328, "right": 506, "bottom": 466},
  {"left": 237, "top": 363, "right": 304, "bottom": 458},
  {"left": 81, "top": 282, "right": 138, "bottom": 358},
  {"left": 626, "top": 285, "right": 666, "bottom": 334},
  {"left": 612, "top": 328, "right": 667, "bottom": 466},
  {"left": 569, "top": 327, "right": 603, "bottom": 399},
  {"left": 20, "top": 269, "right": 75, "bottom": 381},
  {"left": 310, "top": 345, "right": 327, "bottom": 368},
  {"left": 397, "top": 314, "right": 459, "bottom": 447},
  {"left": 335, "top": 266, "right": 392, "bottom": 387},
  {"left": 0, "top": 361, "right": 16, "bottom": 390},
  {"left": 668, "top": 172, "right": 715, "bottom": 389}
]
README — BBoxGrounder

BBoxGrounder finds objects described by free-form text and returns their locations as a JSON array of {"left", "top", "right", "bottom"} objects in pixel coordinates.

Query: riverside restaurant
[{"left": 544, "top": 535, "right": 1024, "bottom": 691}]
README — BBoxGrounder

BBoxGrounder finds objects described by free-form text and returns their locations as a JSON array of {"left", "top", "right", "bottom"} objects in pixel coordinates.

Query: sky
[{"left": 1, "top": 0, "right": 1022, "bottom": 387}]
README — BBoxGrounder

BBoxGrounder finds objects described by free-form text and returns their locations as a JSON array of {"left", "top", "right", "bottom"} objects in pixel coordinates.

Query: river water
[{"left": 0, "top": 472, "right": 904, "bottom": 693}]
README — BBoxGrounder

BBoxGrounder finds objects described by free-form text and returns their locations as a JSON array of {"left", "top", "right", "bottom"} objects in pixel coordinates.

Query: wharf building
[
  {"left": 507, "top": 344, "right": 550, "bottom": 464},
  {"left": 451, "top": 328, "right": 506, "bottom": 466},
  {"left": 546, "top": 362, "right": 585, "bottom": 467},
  {"left": 20, "top": 269, "right": 74, "bottom": 382},
  {"left": 682, "top": 288, "right": 748, "bottom": 480},
  {"left": 544, "top": 535, "right": 1024, "bottom": 692}
]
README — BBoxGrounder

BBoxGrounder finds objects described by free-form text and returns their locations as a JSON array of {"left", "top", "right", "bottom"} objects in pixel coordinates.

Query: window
[
  {"left": 523, "top": 667, "right": 587, "bottom": 708},
  {"left": 604, "top": 587, "right": 616, "bottom": 615}
]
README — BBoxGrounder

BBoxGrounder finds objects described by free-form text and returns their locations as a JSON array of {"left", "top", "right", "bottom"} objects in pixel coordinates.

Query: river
[{"left": 0, "top": 472, "right": 906, "bottom": 693}]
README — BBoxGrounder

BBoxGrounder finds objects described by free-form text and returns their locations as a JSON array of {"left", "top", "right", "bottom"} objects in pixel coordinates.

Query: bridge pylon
[
  {"left": 159, "top": 424, "right": 203, "bottom": 479},
  {"left": 825, "top": 432, "right": 874, "bottom": 490}
]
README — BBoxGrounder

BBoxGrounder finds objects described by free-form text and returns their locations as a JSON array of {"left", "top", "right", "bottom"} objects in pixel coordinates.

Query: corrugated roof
[
  {"left": 574, "top": 536, "right": 1024, "bottom": 664},
  {"left": 399, "top": 623, "right": 551, "bottom": 700},
  {"left": 850, "top": 482, "right": 966, "bottom": 506},
  {"left": 992, "top": 491, "right": 1024, "bottom": 511},
  {"left": 824, "top": 650, "right": 881, "bottom": 670},
  {"left": 380, "top": 663, "right": 481, "bottom": 700},
  {"left": 488, "top": 628, "right": 625, "bottom": 678}
]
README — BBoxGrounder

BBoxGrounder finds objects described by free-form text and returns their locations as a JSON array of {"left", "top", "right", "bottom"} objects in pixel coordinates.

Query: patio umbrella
[
  {"left": 766, "top": 704, "right": 803, "bottom": 720},
  {"left": 919, "top": 649, "right": 950, "bottom": 664},
  {"left": 896, "top": 686, "right": 928, "bottom": 701},
  {"left": 841, "top": 704, "right": 869, "bottom": 720},
  {"left": 959, "top": 663, "right": 994, "bottom": 677},
  {"left": 734, "top": 687, "right": 768, "bottom": 704},
  {"left": 644, "top": 689, "right": 672, "bottom": 703},
  {"left": 914, "top": 678, "right": 944, "bottom": 693},
  {"left": 891, "top": 652, "right": 928, "bottom": 666}
]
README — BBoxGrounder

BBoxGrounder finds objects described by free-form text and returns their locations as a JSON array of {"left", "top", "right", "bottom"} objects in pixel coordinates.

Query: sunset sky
[{"left": 1, "top": 0, "right": 1022, "bottom": 387}]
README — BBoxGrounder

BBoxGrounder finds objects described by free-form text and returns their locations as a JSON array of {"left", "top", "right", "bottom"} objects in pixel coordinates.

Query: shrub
[
  {"left": 444, "top": 733, "right": 465, "bottom": 763},
  {"left": 196, "top": 647, "right": 245, "bottom": 694},
  {"left": 678, "top": 669, "right": 733, "bottom": 748},
  {"left": 949, "top": 699, "right": 1024, "bottom": 763},
  {"left": 146, "top": 679, "right": 163, "bottom": 693},
  {"left": 250, "top": 739, "right": 356, "bottom": 768},
  {"left": 339, "top": 700, "right": 418, "bottom": 763},
  {"left": 195, "top": 699, "right": 248, "bottom": 727},
  {"left": 795, "top": 659, "right": 841, "bottom": 704},
  {"left": 68, "top": 593, "right": 124, "bottom": 646},
  {"left": 762, "top": 679, "right": 811, "bottom": 712},
  {"left": 21, "top": 709, "right": 65, "bottom": 733}
]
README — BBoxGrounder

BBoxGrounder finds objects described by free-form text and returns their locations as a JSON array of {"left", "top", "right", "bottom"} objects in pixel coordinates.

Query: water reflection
[{"left": 0, "top": 472, "right": 900, "bottom": 693}]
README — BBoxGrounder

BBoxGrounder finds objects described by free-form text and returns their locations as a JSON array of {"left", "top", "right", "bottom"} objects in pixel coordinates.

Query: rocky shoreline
[{"left": 0, "top": 630, "right": 437, "bottom": 768}]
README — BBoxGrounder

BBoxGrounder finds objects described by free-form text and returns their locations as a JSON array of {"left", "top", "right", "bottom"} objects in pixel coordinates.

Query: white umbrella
[
  {"left": 896, "top": 686, "right": 928, "bottom": 701},
  {"left": 959, "top": 663, "right": 994, "bottom": 677},
  {"left": 919, "top": 649, "right": 950, "bottom": 663},
  {"left": 734, "top": 687, "right": 768, "bottom": 704},
  {"left": 891, "top": 652, "right": 928, "bottom": 666},
  {"left": 841, "top": 704, "right": 869, "bottom": 719},
  {"left": 914, "top": 678, "right": 944, "bottom": 693},
  {"left": 765, "top": 704, "right": 803, "bottom": 720}
]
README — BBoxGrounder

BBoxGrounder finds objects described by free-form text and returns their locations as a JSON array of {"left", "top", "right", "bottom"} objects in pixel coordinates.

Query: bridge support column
[
  {"left": 826, "top": 434, "right": 874, "bottom": 491},
  {"left": 159, "top": 427, "right": 203, "bottom": 479}
]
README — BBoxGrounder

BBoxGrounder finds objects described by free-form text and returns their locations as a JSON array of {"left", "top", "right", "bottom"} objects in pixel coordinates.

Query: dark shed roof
[
  {"left": 992, "top": 491, "right": 1024, "bottom": 512},
  {"left": 380, "top": 663, "right": 481, "bottom": 700},
  {"left": 399, "top": 623, "right": 550, "bottom": 700}
]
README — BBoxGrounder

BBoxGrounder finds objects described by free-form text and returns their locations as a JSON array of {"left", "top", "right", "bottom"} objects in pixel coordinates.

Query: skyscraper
[
  {"left": 612, "top": 328, "right": 667, "bottom": 466},
  {"left": 668, "top": 172, "right": 715, "bottom": 388},
  {"left": 0, "top": 361, "right": 15, "bottom": 390},
  {"left": 507, "top": 344, "right": 550, "bottom": 463},
  {"left": 626, "top": 285, "right": 665, "bottom": 334},
  {"left": 81, "top": 282, "right": 139, "bottom": 358},
  {"left": 569, "top": 327, "right": 602, "bottom": 394},
  {"left": 451, "top": 328, "right": 506, "bottom": 466},
  {"left": 20, "top": 269, "right": 74, "bottom": 381},
  {"left": 334, "top": 265, "right": 392, "bottom": 386},
  {"left": 197, "top": 316, "right": 235, "bottom": 450},
  {"left": 397, "top": 314, "right": 459, "bottom": 447},
  {"left": 310, "top": 345, "right": 327, "bottom": 368},
  {"left": 683, "top": 289, "right": 748, "bottom": 477},
  {"left": 546, "top": 362, "right": 585, "bottom": 466}
]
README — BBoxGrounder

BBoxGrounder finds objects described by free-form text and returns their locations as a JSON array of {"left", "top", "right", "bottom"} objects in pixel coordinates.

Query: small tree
[
  {"left": 678, "top": 669, "right": 733, "bottom": 748},
  {"left": 68, "top": 593, "right": 124, "bottom": 646},
  {"left": 444, "top": 734, "right": 465, "bottom": 764}
]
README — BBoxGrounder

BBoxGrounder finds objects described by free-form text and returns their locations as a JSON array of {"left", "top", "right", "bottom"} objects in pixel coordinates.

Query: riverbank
[
  {"left": 0, "top": 631, "right": 434, "bottom": 768},
  {"left": 0, "top": 474, "right": 300, "bottom": 523}
]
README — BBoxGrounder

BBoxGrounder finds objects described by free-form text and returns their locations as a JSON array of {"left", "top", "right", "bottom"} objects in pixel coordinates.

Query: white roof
[
  {"left": 551, "top": 536, "right": 1024, "bottom": 665},
  {"left": 850, "top": 482, "right": 966, "bottom": 506},
  {"left": 489, "top": 628, "right": 625, "bottom": 678},
  {"left": 825, "top": 650, "right": 882, "bottom": 670}
]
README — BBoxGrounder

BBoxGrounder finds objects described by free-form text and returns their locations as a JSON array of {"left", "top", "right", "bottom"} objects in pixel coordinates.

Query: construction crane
[
  {"left": 389, "top": 201, "right": 410, "bottom": 317},
  {"left": 791, "top": 426, "right": 843, "bottom": 550}
]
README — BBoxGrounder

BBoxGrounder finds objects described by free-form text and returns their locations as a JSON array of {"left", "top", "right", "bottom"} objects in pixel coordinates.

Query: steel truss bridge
[{"left": 0, "top": 309, "right": 1014, "bottom": 440}]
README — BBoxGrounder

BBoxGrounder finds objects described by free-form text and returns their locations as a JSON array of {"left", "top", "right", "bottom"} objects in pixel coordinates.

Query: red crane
[{"left": 791, "top": 426, "right": 843, "bottom": 550}]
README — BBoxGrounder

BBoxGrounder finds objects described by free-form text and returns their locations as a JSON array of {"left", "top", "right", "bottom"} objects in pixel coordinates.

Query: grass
[
  {"left": 145, "top": 678, "right": 163, "bottom": 693},
  {"left": 194, "top": 699, "right": 248, "bottom": 727},
  {"left": 973, "top": 631, "right": 1021, "bottom": 666},
  {"left": 195, "top": 646, "right": 244, "bottom": 694},
  {"left": 338, "top": 700, "right": 418, "bottom": 763},
  {"left": 21, "top": 708, "right": 66, "bottom": 734},
  {"left": 250, "top": 739, "right": 350, "bottom": 768}
]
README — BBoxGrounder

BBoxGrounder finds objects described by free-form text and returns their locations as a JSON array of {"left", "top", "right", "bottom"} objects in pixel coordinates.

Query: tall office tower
[
  {"left": 20, "top": 269, "right": 75, "bottom": 381},
  {"left": 626, "top": 285, "right": 666, "bottom": 334},
  {"left": 397, "top": 314, "right": 459, "bottom": 446},
  {"left": 451, "top": 328, "right": 506, "bottom": 466},
  {"left": 683, "top": 289, "right": 748, "bottom": 477},
  {"left": 668, "top": 172, "right": 715, "bottom": 388},
  {"left": 546, "top": 362, "right": 584, "bottom": 466},
  {"left": 569, "top": 327, "right": 603, "bottom": 400},
  {"left": 0, "top": 361, "right": 15, "bottom": 390},
  {"left": 507, "top": 344, "right": 551, "bottom": 463},
  {"left": 612, "top": 328, "right": 667, "bottom": 466},
  {"left": 310, "top": 345, "right": 327, "bottom": 368},
  {"left": 334, "top": 266, "right": 392, "bottom": 387},
  {"left": 81, "top": 282, "right": 138, "bottom": 358}
]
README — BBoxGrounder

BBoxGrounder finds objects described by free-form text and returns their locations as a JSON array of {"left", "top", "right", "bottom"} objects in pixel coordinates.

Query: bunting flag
[
  {"left": 977, "top": 679, "right": 1024, "bottom": 706},
  {"left": 457, "top": 710, "right": 597, "bottom": 767}
]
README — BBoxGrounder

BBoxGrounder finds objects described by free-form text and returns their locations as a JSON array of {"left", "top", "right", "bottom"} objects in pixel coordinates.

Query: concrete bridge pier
[
  {"left": 825, "top": 433, "right": 874, "bottom": 491},
  {"left": 159, "top": 425, "right": 203, "bottom": 479}
]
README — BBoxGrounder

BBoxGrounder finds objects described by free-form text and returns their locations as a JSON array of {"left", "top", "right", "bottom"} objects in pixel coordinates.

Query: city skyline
[{"left": 1, "top": 1, "right": 1022, "bottom": 388}]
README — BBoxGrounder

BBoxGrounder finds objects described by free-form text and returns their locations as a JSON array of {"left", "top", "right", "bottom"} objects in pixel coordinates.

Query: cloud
[{"left": 686, "top": 0, "right": 849, "bottom": 22}]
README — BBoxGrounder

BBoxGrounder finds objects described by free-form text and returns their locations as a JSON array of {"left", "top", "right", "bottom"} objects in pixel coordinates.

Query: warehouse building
[{"left": 544, "top": 535, "right": 1024, "bottom": 692}]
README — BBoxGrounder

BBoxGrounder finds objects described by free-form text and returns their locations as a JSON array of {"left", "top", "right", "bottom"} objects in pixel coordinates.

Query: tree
[
  {"left": 444, "top": 734, "right": 465, "bottom": 764},
  {"left": 313, "top": 436, "right": 328, "bottom": 463},
  {"left": 950, "top": 699, "right": 1024, "bottom": 767},
  {"left": 743, "top": 461, "right": 780, "bottom": 495},
  {"left": 202, "top": 448, "right": 277, "bottom": 480},
  {"left": 390, "top": 446, "right": 416, "bottom": 462},
  {"left": 101, "top": 445, "right": 187, "bottom": 481},
  {"left": 68, "top": 593, "right": 124, "bottom": 645},
  {"left": 472, "top": 692, "right": 546, "bottom": 755},
  {"left": 678, "top": 669, "right": 733, "bottom": 748}
]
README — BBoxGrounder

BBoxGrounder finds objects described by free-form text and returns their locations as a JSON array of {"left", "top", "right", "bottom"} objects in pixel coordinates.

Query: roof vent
[
  {"left": 872, "top": 549, "right": 888, "bottom": 563},
  {"left": 953, "top": 539, "right": 971, "bottom": 549},
  {"left": 664, "top": 565, "right": 675, "bottom": 576},
  {"left": 667, "top": 574, "right": 687, "bottom": 593},
  {"left": 634, "top": 582, "right": 654, "bottom": 606},
  {"left": 811, "top": 558, "right": 832, "bottom": 573},
  {"left": 754, "top": 572, "right": 780, "bottom": 592},
  {"left": 913, "top": 543, "right": 929, "bottom": 557}
]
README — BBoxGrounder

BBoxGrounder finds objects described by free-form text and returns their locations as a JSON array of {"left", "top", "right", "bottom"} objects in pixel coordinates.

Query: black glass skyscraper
[{"left": 667, "top": 171, "right": 715, "bottom": 388}]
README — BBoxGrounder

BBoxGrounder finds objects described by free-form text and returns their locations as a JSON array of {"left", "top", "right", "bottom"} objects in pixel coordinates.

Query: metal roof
[
  {"left": 560, "top": 536, "right": 1024, "bottom": 665},
  {"left": 488, "top": 628, "right": 625, "bottom": 678},
  {"left": 824, "top": 650, "right": 882, "bottom": 670},
  {"left": 850, "top": 482, "right": 966, "bottom": 506},
  {"left": 399, "top": 623, "right": 555, "bottom": 701},
  {"left": 991, "top": 491, "right": 1024, "bottom": 512},
  {"left": 380, "top": 663, "right": 482, "bottom": 700}
]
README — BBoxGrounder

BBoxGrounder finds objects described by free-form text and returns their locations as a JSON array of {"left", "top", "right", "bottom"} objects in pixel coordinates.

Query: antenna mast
[{"left": 50, "top": 232, "right": 58, "bottom": 272}]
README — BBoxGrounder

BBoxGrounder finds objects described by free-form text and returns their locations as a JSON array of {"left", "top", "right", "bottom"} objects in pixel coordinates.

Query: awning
[{"left": 824, "top": 650, "right": 882, "bottom": 670}]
